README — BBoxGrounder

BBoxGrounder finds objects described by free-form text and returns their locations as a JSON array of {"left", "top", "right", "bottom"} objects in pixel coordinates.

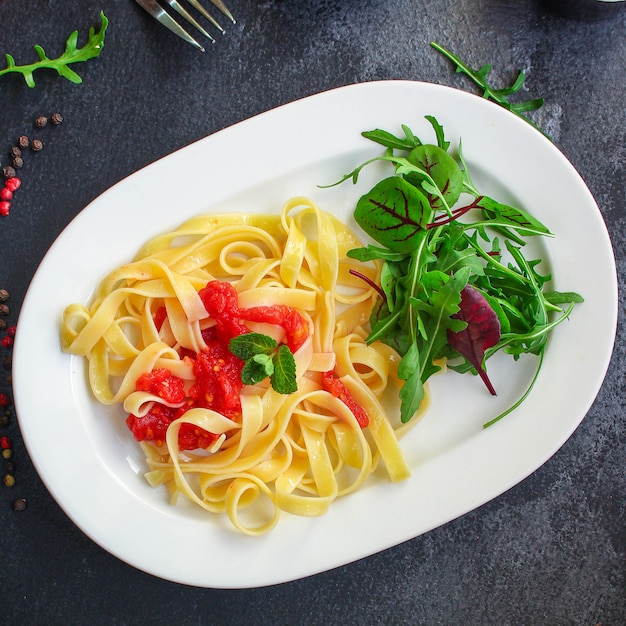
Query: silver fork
[{"left": 133, "top": 0, "right": 235, "bottom": 52}]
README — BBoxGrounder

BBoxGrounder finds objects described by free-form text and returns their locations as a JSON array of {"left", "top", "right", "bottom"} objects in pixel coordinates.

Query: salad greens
[
  {"left": 0, "top": 12, "right": 108, "bottom": 88},
  {"left": 334, "top": 116, "right": 582, "bottom": 426},
  {"left": 431, "top": 42, "right": 549, "bottom": 139}
]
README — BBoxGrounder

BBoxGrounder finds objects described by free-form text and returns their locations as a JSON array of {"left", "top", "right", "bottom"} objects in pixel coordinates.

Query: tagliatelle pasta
[{"left": 60, "top": 197, "right": 426, "bottom": 535}]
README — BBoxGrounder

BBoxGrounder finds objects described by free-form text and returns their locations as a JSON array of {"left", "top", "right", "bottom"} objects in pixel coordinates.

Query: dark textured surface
[{"left": 0, "top": 1, "right": 624, "bottom": 623}]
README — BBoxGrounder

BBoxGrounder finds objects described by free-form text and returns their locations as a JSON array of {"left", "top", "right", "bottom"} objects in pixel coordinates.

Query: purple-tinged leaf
[{"left": 447, "top": 285, "right": 501, "bottom": 395}]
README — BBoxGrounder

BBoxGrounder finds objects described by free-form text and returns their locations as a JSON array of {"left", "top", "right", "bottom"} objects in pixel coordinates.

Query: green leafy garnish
[
  {"left": 229, "top": 332, "right": 297, "bottom": 394},
  {"left": 0, "top": 12, "right": 108, "bottom": 88},
  {"left": 430, "top": 41, "right": 549, "bottom": 139},
  {"left": 334, "top": 116, "right": 582, "bottom": 425}
]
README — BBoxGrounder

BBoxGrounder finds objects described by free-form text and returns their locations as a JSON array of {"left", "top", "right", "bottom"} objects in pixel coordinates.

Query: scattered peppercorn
[
  {"left": 0, "top": 304, "right": 9, "bottom": 315},
  {"left": 12, "top": 497, "right": 27, "bottom": 511},
  {"left": 0, "top": 291, "right": 7, "bottom": 303},
  {"left": 0, "top": 202, "right": 10, "bottom": 217},
  {"left": 0, "top": 415, "right": 8, "bottom": 428},
  {"left": 0, "top": 394, "right": 10, "bottom": 407},
  {"left": 17, "top": 135, "right": 29, "bottom": 149},
  {"left": 2, "top": 165, "right": 16, "bottom": 179},
  {"left": 1, "top": 336, "right": 14, "bottom": 348},
  {"left": 0, "top": 436, "right": 11, "bottom": 449},
  {"left": 30, "top": 139, "right": 43, "bottom": 152},
  {"left": 9, "top": 146, "right": 21, "bottom": 159},
  {"left": 34, "top": 116, "right": 48, "bottom": 128},
  {"left": 0, "top": 188, "right": 12, "bottom": 201},
  {"left": 12, "top": 156, "right": 23, "bottom": 169},
  {"left": 2, "top": 448, "right": 12, "bottom": 460},
  {"left": 4, "top": 461, "right": 15, "bottom": 473},
  {"left": 3, "top": 474, "right": 15, "bottom": 487}
]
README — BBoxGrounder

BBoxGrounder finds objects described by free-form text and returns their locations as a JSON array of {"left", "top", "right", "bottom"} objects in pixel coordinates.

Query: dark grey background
[{"left": 0, "top": 1, "right": 624, "bottom": 623}]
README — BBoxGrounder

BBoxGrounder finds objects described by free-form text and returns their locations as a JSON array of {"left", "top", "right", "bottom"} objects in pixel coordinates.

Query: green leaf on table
[{"left": 0, "top": 12, "right": 108, "bottom": 88}]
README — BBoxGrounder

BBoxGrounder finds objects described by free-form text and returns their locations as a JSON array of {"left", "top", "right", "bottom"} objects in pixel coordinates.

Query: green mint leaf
[
  {"left": 270, "top": 344, "right": 297, "bottom": 394},
  {"left": 241, "top": 354, "right": 274, "bottom": 385},
  {"left": 0, "top": 12, "right": 108, "bottom": 88},
  {"left": 229, "top": 332, "right": 277, "bottom": 360}
]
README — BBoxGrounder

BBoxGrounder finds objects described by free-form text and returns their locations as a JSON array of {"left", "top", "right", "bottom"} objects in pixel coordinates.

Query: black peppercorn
[
  {"left": 31, "top": 139, "right": 43, "bottom": 152},
  {"left": 4, "top": 460, "right": 15, "bottom": 473},
  {"left": 0, "top": 304, "right": 9, "bottom": 315},
  {"left": 34, "top": 116, "right": 48, "bottom": 128},
  {"left": 0, "top": 289, "right": 8, "bottom": 302},
  {"left": 12, "top": 156, "right": 23, "bottom": 169},
  {"left": 2, "top": 165, "right": 16, "bottom": 179},
  {"left": 9, "top": 146, "right": 21, "bottom": 159},
  {"left": 51, "top": 112, "right": 63, "bottom": 125},
  {"left": 17, "top": 135, "right": 29, "bottom": 149},
  {"left": 0, "top": 414, "right": 8, "bottom": 428},
  {"left": 12, "top": 497, "right": 27, "bottom": 511}
]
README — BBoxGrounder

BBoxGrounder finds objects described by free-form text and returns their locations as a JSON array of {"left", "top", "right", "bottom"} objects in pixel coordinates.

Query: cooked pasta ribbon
[{"left": 61, "top": 197, "right": 427, "bottom": 535}]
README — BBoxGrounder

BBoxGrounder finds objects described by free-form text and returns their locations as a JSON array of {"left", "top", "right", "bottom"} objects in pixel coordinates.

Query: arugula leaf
[
  {"left": 430, "top": 41, "right": 550, "bottom": 139},
  {"left": 362, "top": 126, "right": 422, "bottom": 151},
  {"left": 0, "top": 12, "right": 108, "bottom": 88},
  {"left": 229, "top": 332, "right": 297, "bottom": 394}
]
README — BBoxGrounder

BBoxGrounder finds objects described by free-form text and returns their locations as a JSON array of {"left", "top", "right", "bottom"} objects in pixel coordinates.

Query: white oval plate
[{"left": 13, "top": 81, "right": 617, "bottom": 588}]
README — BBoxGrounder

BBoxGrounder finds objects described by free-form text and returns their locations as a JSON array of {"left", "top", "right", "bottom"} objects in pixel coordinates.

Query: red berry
[
  {"left": 0, "top": 201, "right": 10, "bottom": 217},
  {"left": 6, "top": 326, "right": 16, "bottom": 337},
  {"left": 0, "top": 393, "right": 9, "bottom": 407},
  {"left": 0, "top": 188, "right": 12, "bottom": 201},
  {"left": 1, "top": 336, "right": 13, "bottom": 348},
  {"left": 5, "top": 177, "right": 21, "bottom": 192},
  {"left": 0, "top": 436, "right": 11, "bottom": 449}
]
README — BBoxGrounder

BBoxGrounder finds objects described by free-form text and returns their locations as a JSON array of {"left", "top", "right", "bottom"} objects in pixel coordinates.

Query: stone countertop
[{"left": 0, "top": 1, "right": 624, "bottom": 623}]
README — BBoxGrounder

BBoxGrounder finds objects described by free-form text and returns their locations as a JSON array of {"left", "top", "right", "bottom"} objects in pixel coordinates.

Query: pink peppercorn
[
  {"left": 5, "top": 177, "right": 20, "bottom": 192},
  {"left": 0, "top": 188, "right": 12, "bottom": 201},
  {"left": 0, "top": 201, "right": 10, "bottom": 216},
  {"left": 0, "top": 393, "right": 9, "bottom": 407},
  {"left": 0, "top": 436, "right": 11, "bottom": 449}
]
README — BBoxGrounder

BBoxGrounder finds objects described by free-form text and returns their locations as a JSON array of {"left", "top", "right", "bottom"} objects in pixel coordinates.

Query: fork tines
[{"left": 134, "top": 0, "right": 235, "bottom": 52}]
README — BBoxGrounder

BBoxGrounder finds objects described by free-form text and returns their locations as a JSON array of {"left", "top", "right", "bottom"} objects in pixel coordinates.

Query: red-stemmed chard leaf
[{"left": 447, "top": 285, "right": 501, "bottom": 395}]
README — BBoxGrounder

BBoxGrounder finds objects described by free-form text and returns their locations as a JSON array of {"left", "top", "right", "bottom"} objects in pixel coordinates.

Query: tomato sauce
[{"left": 126, "top": 281, "right": 368, "bottom": 451}]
